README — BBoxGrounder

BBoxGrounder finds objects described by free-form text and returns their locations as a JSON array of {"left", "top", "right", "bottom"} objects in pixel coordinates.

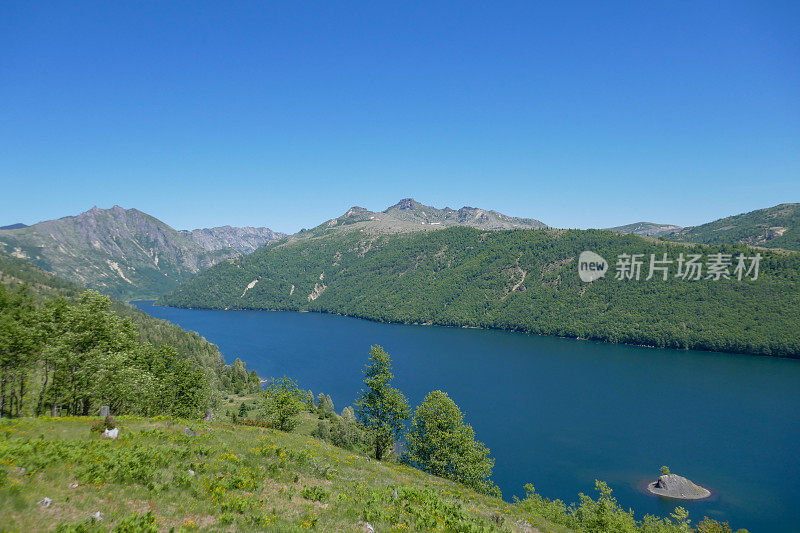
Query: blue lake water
[{"left": 133, "top": 301, "right": 800, "bottom": 532}]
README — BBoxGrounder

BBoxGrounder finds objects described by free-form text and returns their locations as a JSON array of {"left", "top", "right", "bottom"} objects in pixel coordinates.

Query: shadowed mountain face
[
  {"left": 0, "top": 223, "right": 27, "bottom": 230},
  {"left": 0, "top": 206, "right": 284, "bottom": 300}
]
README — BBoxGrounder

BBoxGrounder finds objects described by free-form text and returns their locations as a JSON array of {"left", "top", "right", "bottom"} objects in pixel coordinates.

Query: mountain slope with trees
[
  {"left": 0, "top": 205, "right": 284, "bottom": 300},
  {"left": 667, "top": 203, "right": 800, "bottom": 251},
  {"left": 0, "top": 249, "right": 261, "bottom": 418},
  {"left": 160, "top": 225, "right": 800, "bottom": 357}
]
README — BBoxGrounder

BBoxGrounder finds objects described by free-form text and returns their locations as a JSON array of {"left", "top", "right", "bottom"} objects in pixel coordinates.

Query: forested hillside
[
  {"left": 668, "top": 203, "right": 800, "bottom": 251},
  {"left": 160, "top": 226, "right": 800, "bottom": 357},
  {"left": 0, "top": 249, "right": 260, "bottom": 418}
]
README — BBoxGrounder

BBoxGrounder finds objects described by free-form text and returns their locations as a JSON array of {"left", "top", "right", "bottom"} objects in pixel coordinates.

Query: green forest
[
  {"left": 160, "top": 226, "right": 800, "bottom": 357},
  {"left": 0, "top": 250, "right": 260, "bottom": 419}
]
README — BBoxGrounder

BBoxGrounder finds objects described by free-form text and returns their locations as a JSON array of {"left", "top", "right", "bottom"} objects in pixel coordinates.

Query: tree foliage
[
  {"left": 0, "top": 287, "right": 209, "bottom": 418},
  {"left": 0, "top": 250, "right": 259, "bottom": 418},
  {"left": 260, "top": 376, "right": 305, "bottom": 431},
  {"left": 355, "top": 345, "right": 411, "bottom": 460},
  {"left": 407, "top": 390, "right": 500, "bottom": 496}
]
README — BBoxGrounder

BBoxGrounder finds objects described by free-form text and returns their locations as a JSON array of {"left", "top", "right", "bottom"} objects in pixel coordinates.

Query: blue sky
[{"left": 1, "top": 1, "right": 798, "bottom": 233}]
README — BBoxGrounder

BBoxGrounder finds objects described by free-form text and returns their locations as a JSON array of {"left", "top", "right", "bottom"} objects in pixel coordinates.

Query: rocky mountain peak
[{"left": 388, "top": 198, "right": 422, "bottom": 211}]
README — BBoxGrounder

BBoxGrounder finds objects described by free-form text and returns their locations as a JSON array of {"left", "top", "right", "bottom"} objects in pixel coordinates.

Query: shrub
[
  {"left": 301, "top": 485, "right": 330, "bottom": 502},
  {"left": 113, "top": 511, "right": 158, "bottom": 533},
  {"left": 259, "top": 376, "right": 305, "bottom": 431}
]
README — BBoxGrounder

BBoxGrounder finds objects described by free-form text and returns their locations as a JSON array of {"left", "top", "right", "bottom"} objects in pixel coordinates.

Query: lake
[{"left": 133, "top": 301, "right": 800, "bottom": 532}]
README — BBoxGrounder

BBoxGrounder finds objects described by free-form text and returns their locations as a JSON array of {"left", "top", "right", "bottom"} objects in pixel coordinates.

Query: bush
[
  {"left": 259, "top": 376, "right": 305, "bottom": 431},
  {"left": 301, "top": 485, "right": 330, "bottom": 502},
  {"left": 112, "top": 511, "right": 158, "bottom": 533}
]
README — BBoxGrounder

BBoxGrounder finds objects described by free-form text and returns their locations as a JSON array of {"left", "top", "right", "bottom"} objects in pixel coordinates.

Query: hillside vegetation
[
  {"left": 160, "top": 226, "right": 800, "bottom": 357},
  {"left": 0, "top": 249, "right": 261, "bottom": 418},
  {"left": 668, "top": 203, "right": 800, "bottom": 251},
  {"left": 0, "top": 206, "right": 283, "bottom": 300},
  {"left": 0, "top": 415, "right": 744, "bottom": 532}
]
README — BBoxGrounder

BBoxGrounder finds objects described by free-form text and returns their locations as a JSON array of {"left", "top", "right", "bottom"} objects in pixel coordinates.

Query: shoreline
[{"left": 135, "top": 300, "right": 800, "bottom": 361}]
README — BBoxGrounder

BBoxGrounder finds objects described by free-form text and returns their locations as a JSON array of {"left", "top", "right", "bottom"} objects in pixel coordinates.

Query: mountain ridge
[
  {"left": 0, "top": 205, "right": 284, "bottom": 300},
  {"left": 292, "top": 198, "right": 548, "bottom": 240},
  {"left": 668, "top": 203, "right": 800, "bottom": 250},
  {"left": 606, "top": 221, "right": 683, "bottom": 237}
]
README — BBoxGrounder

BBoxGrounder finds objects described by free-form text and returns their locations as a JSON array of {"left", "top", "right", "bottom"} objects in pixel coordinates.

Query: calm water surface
[{"left": 133, "top": 301, "right": 800, "bottom": 532}]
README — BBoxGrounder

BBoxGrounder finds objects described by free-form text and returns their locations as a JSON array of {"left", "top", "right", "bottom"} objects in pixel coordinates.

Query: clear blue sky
[{"left": 1, "top": 1, "right": 798, "bottom": 233}]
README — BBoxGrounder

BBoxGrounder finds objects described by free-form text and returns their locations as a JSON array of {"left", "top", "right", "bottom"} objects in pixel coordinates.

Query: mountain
[
  {"left": 382, "top": 198, "right": 548, "bottom": 230},
  {"left": 296, "top": 198, "right": 548, "bottom": 239},
  {"left": 606, "top": 222, "right": 683, "bottom": 237},
  {"left": 0, "top": 223, "right": 27, "bottom": 230},
  {"left": 0, "top": 205, "right": 284, "bottom": 300},
  {"left": 180, "top": 225, "right": 284, "bottom": 254},
  {"left": 667, "top": 203, "right": 800, "bottom": 251},
  {"left": 160, "top": 223, "right": 800, "bottom": 358}
]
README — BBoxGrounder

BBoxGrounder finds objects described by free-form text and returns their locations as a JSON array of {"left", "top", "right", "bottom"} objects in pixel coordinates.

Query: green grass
[{"left": 0, "top": 416, "right": 572, "bottom": 532}]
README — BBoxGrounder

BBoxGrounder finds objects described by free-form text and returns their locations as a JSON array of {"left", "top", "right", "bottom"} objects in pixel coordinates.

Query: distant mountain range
[
  {"left": 295, "top": 198, "right": 548, "bottom": 239},
  {"left": 2, "top": 199, "right": 798, "bottom": 303},
  {"left": 0, "top": 223, "right": 28, "bottom": 230},
  {"left": 160, "top": 201, "right": 800, "bottom": 357},
  {"left": 606, "top": 222, "right": 683, "bottom": 237},
  {"left": 0, "top": 206, "right": 284, "bottom": 300}
]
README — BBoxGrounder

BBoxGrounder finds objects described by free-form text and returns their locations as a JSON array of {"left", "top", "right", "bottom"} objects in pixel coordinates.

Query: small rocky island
[{"left": 647, "top": 467, "right": 711, "bottom": 500}]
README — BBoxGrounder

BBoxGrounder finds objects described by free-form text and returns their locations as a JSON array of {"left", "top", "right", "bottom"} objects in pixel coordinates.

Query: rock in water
[{"left": 647, "top": 473, "right": 710, "bottom": 500}]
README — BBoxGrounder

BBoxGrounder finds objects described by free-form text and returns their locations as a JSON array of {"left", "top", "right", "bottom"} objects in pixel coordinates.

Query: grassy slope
[
  {"left": 0, "top": 416, "right": 570, "bottom": 533},
  {"left": 160, "top": 226, "right": 800, "bottom": 357}
]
